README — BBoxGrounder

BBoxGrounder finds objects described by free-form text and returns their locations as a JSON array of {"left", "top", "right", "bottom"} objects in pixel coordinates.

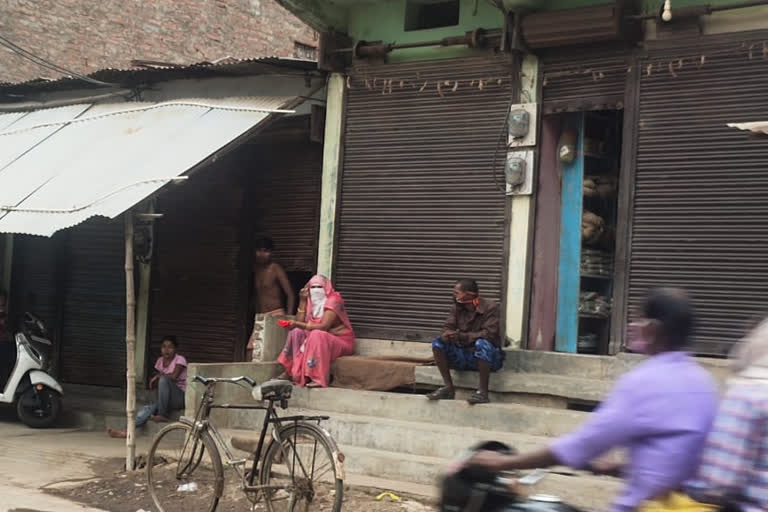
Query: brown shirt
[{"left": 441, "top": 298, "right": 500, "bottom": 347}]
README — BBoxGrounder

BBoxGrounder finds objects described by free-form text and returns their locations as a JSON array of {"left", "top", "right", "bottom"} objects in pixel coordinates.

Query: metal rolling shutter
[
  {"left": 335, "top": 55, "right": 513, "bottom": 341},
  {"left": 59, "top": 218, "right": 126, "bottom": 387},
  {"left": 151, "top": 178, "right": 246, "bottom": 364},
  {"left": 542, "top": 44, "right": 630, "bottom": 113},
  {"left": 628, "top": 31, "right": 768, "bottom": 355},
  {"left": 10, "top": 235, "right": 59, "bottom": 331},
  {"left": 252, "top": 141, "right": 322, "bottom": 273}
]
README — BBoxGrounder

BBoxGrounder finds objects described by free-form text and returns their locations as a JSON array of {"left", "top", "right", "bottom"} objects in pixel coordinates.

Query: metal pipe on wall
[{"left": 629, "top": 0, "right": 768, "bottom": 21}]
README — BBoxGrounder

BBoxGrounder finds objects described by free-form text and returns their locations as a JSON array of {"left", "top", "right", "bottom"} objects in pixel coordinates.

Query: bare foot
[
  {"left": 151, "top": 415, "right": 170, "bottom": 423},
  {"left": 306, "top": 381, "right": 322, "bottom": 388},
  {"left": 276, "top": 371, "right": 290, "bottom": 381},
  {"left": 107, "top": 428, "right": 127, "bottom": 439}
]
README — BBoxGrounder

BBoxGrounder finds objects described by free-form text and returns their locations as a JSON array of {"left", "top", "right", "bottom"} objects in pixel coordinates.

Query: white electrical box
[
  {"left": 506, "top": 150, "right": 534, "bottom": 196},
  {"left": 508, "top": 103, "right": 539, "bottom": 148}
]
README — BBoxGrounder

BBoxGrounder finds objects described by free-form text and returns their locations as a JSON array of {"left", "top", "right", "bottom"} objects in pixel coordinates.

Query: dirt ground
[{"left": 47, "top": 457, "right": 436, "bottom": 512}]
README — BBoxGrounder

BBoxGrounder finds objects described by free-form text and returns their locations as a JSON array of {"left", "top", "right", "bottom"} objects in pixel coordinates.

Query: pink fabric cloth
[
  {"left": 278, "top": 275, "right": 355, "bottom": 387},
  {"left": 154, "top": 354, "right": 188, "bottom": 392}
]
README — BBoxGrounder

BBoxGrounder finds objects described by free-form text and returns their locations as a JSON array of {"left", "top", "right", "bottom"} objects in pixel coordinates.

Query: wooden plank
[
  {"left": 555, "top": 113, "right": 584, "bottom": 353},
  {"left": 527, "top": 115, "right": 562, "bottom": 351}
]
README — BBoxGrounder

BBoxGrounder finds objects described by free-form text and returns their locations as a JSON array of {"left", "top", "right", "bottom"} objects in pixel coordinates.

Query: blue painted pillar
[{"left": 555, "top": 114, "right": 584, "bottom": 353}]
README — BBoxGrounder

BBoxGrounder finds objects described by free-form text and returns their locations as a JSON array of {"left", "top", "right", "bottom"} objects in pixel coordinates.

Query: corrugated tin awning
[
  {"left": 727, "top": 121, "right": 768, "bottom": 135},
  {"left": 0, "top": 97, "right": 294, "bottom": 236}
]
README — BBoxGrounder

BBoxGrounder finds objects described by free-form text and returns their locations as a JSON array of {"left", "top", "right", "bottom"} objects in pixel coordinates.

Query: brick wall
[{"left": 0, "top": 0, "right": 317, "bottom": 83}]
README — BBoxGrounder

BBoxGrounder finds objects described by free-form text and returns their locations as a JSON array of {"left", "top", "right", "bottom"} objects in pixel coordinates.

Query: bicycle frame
[{"left": 185, "top": 379, "right": 331, "bottom": 494}]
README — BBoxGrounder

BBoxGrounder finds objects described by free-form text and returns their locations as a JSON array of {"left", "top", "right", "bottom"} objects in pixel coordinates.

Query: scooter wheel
[{"left": 17, "top": 386, "right": 61, "bottom": 428}]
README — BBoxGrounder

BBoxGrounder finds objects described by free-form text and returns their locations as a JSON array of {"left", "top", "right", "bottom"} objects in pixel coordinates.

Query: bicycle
[{"left": 147, "top": 375, "right": 345, "bottom": 512}]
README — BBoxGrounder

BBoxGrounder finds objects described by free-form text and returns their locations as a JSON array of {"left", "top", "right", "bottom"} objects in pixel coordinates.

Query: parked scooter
[
  {"left": 0, "top": 312, "right": 63, "bottom": 428},
  {"left": 440, "top": 441, "right": 584, "bottom": 512}
]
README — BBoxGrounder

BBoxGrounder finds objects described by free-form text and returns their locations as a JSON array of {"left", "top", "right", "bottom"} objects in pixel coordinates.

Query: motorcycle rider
[{"left": 466, "top": 288, "right": 719, "bottom": 511}]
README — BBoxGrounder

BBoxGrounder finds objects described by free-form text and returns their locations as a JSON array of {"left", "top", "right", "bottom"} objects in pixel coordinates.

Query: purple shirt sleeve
[{"left": 551, "top": 376, "right": 639, "bottom": 469}]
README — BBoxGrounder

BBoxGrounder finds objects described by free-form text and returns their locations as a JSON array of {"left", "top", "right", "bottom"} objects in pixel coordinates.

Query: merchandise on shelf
[
  {"left": 581, "top": 248, "right": 613, "bottom": 277},
  {"left": 583, "top": 175, "right": 617, "bottom": 200},
  {"left": 581, "top": 210, "right": 606, "bottom": 245},
  {"left": 578, "top": 332, "right": 599, "bottom": 353},
  {"left": 578, "top": 291, "right": 612, "bottom": 318}
]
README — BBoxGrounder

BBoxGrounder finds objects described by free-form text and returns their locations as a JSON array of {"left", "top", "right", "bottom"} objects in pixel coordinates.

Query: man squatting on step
[{"left": 427, "top": 279, "right": 505, "bottom": 405}]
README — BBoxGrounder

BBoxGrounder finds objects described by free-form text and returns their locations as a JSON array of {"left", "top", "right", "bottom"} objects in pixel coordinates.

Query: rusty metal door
[
  {"left": 626, "top": 31, "right": 768, "bottom": 355},
  {"left": 59, "top": 217, "right": 126, "bottom": 387},
  {"left": 251, "top": 141, "right": 322, "bottom": 274},
  {"left": 334, "top": 55, "right": 514, "bottom": 341},
  {"left": 150, "top": 177, "right": 246, "bottom": 365}
]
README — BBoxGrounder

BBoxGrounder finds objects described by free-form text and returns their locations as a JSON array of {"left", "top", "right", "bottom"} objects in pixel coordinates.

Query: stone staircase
[{"left": 61, "top": 350, "right": 730, "bottom": 510}]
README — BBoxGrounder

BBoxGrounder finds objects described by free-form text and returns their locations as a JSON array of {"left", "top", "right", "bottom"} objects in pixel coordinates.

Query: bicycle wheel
[
  {"left": 147, "top": 420, "right": 224, "bottom": 512},
  {"left": 260, "top": 423, "right": 344, "bottom": 512}
]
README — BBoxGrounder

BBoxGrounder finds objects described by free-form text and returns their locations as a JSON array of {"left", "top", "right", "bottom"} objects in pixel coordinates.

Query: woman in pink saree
[{"left": 277, "top": 275, "right": 355, "bottom": 387}]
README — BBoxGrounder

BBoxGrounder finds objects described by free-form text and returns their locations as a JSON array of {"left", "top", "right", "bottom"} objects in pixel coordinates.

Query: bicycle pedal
[{"left": 228, "top": 459, "right": 248, "bottom": 467}]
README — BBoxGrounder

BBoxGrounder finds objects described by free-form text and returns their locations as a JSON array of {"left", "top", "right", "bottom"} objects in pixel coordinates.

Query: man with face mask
[
  {"left": 427, "top": 279, "right": 503, "bottom": 405},
  {"left": 464, "top": 288, "right": 719, "bottom": 511}
]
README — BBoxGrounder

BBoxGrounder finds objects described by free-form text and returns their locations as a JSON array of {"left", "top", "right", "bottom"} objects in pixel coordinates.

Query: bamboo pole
[{"left": 124, "top": 213, "right": 137, "bottom": 470}]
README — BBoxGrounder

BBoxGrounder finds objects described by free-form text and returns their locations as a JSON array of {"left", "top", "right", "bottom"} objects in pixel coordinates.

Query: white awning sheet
[
  {"left": 0, "top": 97, "right": 294, "bottom": 236},
  {"left": 727, "top": 121, "right": 768, "bottom": 135}
]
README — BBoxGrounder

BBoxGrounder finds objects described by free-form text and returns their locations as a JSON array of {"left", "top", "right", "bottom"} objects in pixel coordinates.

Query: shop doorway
[{"left": 529, "top": 110, "right": 623, "bottom": 355}]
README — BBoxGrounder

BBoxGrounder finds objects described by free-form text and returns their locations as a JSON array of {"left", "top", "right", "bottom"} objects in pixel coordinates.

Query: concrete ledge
[
  {"left": 354, "top": 338, "right": 433, "bottom": 359},
  {"left": 505, "top": 350, "right": 731, "bottom": 385},
  {"left": 415, "top": 367, "right": 612, "bottom": 403}
]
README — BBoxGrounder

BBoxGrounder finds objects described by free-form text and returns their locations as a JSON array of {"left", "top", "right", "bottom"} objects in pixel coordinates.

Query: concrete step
[
  {"left": 226, "top": 410, "right": 554, "bottom": 461},
  {"left": 507, "top": 349, "right": 730, "bottom": 386},
  {"left": 287, "top": 387, "right": 589, "bottom": 437},
  {"left": 414, "top": 368, "right": 611, "bottom": 403}
]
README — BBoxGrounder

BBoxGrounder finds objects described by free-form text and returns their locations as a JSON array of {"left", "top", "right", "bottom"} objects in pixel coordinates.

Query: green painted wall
[
  {"left": 343, "top": 0, "right": 760, "bottom": 62},
  {"left": 347, "top": 0, "right": 506, "bottom": 62}
]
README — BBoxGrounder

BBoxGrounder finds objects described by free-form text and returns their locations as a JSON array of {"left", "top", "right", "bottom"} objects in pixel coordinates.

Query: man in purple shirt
[{"left": 467, "top": 288, "right": 718, "bottom": 511}]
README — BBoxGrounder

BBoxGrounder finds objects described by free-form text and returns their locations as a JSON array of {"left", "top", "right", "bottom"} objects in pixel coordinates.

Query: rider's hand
[
  {"left": 149, "top": 375, "right": 159, "bottom": 390},
  {"left": 588, "top": 458, "right": 624, "bottom": 477},
  {"left": 465, "top": 450, "right": 513, "bottom": 472}
]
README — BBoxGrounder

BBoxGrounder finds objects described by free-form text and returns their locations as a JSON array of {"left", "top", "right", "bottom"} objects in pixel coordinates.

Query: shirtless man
[{"left": 247, "top": 237, "right": 295, "bottom": 361}]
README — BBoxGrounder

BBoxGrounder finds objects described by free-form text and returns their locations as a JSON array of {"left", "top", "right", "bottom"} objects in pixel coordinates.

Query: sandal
[
  {"left": 467, "top": 391, "right": 490, "bottom": 405},
  {"left": 426, "top": 387, "right": 455, "bottom": 401}
]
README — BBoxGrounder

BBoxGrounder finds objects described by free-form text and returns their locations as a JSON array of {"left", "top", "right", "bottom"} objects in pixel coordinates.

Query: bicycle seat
[{"left": 253, "top": 379, "right": 293, "bottom": 402}]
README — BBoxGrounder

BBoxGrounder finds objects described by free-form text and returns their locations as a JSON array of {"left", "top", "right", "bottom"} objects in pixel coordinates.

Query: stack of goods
[
  {"left": 581, "top": 211, "right": 606, "bottom": 245},
  {"left": 581, "top": 249, "right": 613, "bottom": 278},
  {"left": 578, "top": 333, "right": 599, "bottom": 353},
  {"left": 583, "top": 175, "right": 617, "bottom": 200},
  {"left": 579, "top": 291, "right": 612, "bottom": 318}
]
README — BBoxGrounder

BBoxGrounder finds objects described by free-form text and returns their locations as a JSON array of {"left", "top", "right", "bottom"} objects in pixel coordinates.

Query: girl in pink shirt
[{"left": 108, "top": 336, "right": 187, "bottom": 438}]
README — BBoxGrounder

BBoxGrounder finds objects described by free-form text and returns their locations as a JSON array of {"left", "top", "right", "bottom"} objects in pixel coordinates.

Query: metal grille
[
  {"left": 628, "top": 31, "right": 768, "bottom": 355},
  {"left": 59, "top": 217, "right": 127, "bottom": 387},
  {"left": 542, "top": 44, "right": 630, "bottom": 113},
  {"left": 150, "top": 177, "right": 245, "bottom": 364},
  {"left": 335, "top": 55, "right": 514, "bottom": 341}
]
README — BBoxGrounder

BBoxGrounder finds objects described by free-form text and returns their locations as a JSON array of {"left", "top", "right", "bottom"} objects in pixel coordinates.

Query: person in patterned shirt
[{"left": 686, "top": 318, "right": 768, "bottom": 512}]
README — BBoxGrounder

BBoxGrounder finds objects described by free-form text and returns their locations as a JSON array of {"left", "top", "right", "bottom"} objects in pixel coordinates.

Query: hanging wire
[{"left": 0, "top": 33, "right": 119, "bottom": 87}]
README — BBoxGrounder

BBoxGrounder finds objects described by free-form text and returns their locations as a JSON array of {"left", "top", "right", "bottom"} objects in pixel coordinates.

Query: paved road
[{"left": 0, "top": 409, "right": 149, "bottom": 512}]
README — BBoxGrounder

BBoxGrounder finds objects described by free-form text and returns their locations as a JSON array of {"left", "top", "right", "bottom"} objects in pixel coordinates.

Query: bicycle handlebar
[{"left": 193, "top": 375, "right": 257, "bottom": 387}]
